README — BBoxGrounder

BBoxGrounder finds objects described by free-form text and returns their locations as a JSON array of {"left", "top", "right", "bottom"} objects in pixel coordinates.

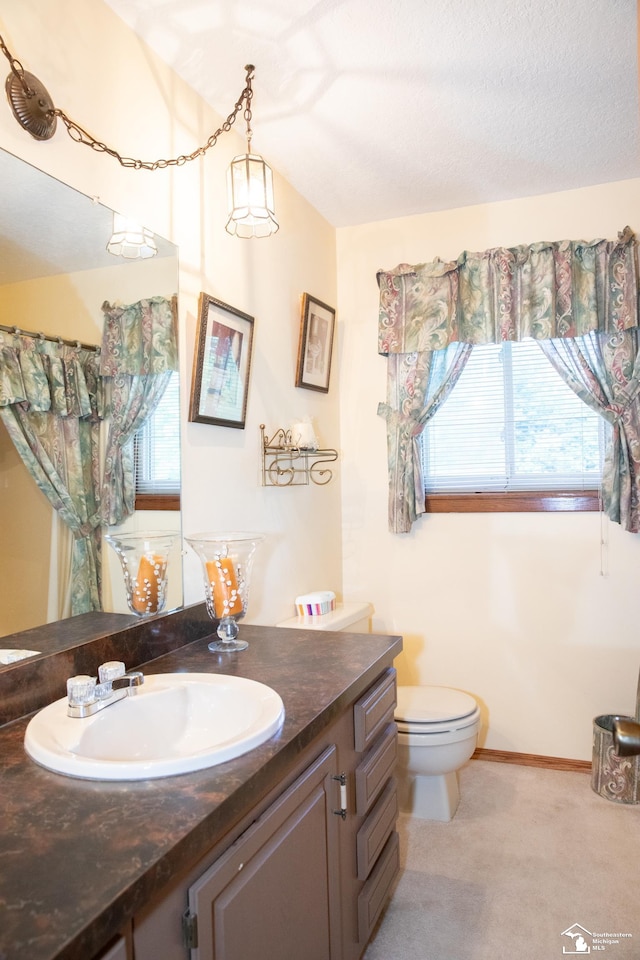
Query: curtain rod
[{"left": 0, "top": 323, "right": 100, "bottom": 352}]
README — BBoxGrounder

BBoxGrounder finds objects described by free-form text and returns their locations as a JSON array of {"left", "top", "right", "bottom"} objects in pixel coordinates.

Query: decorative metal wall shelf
[{"left": 260, "top": 425, "right": 338, "bottom": 487}]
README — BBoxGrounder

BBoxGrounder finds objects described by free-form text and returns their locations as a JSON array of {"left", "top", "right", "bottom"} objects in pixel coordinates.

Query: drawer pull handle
[{"left": 333, "top": 772, "right": 347, "bottom": 819}]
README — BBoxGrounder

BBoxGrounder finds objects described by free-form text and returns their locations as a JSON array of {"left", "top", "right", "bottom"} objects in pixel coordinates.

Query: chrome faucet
[
  {"left": 613, "top": 666, "right": 640, "bottom": 756},
  {"left": 66, "top": 661, "right": 144, "bottom": 718}
]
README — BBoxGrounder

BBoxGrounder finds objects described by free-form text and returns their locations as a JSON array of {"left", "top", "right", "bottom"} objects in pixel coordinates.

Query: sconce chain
[
  {"left": 0, "top": 29, "right": 254, "bottom": 169},
  {"left": 50, "top": 70, "right": 253, "bottom": 170},
  {"left": 0, "top": 31, "right": 31, "bottom": 91}
]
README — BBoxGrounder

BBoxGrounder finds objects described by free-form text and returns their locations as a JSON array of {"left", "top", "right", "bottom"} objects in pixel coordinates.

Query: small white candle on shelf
[{"left": 290, "top": 417, "right": 318, "bottom": 450}]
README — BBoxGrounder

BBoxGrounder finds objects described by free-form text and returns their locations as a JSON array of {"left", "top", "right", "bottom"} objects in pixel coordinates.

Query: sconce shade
[
  {"left": 226, "top": 152, "right": 279, "bottom": 239},
  {"left": 107, "top": 213, "right": 158, "bottom": 260}
]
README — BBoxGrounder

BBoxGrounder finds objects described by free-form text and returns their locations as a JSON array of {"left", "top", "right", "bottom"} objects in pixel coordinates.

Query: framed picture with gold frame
[
  {"left": 295, "top": 293, "right": 335, "bottom": 393},
  {"left": 189, "top": 293, "right": 254, "bottom": 429}
]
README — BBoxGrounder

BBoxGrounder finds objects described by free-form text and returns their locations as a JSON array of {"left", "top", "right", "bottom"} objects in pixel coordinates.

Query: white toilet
[
  {"left": 395, "top": 685, "right": 481, "bottom": 821},
  {"left": 277, "top": 604, "right": 480, "bottom": 821}
]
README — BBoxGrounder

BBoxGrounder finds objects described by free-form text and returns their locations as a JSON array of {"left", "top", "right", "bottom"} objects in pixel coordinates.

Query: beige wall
[
  {"left": 0, "top": 0, "right": 342, "bottom": 629},
  {"left": 337, "top": 180, "right": 640, "bottom": 761}
]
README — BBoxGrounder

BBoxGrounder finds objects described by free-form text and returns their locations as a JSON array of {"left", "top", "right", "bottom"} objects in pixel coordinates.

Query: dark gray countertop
[{"left": 0, "top": 617, "right": 401, "bottom": 960}]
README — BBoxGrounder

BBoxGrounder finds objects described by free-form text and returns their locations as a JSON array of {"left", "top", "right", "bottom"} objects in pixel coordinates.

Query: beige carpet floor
[{"left": 363, "top": 759, "right": 640, "bottom": 960}]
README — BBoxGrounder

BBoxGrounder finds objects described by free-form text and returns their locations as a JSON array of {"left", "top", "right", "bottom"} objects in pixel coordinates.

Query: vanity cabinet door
[{"left": 187, "top": 745, "right": 341, "bottom": 960}]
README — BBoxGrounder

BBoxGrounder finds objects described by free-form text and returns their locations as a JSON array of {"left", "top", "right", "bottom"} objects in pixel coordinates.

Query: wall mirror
[{"left": 0, "top": 148, "right": 182, "bottom": 649}]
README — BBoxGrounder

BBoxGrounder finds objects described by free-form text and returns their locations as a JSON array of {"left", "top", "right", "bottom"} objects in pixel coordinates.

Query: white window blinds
[
  {"left": 421, "top": 339, "right": 604, "bottom": 494},
  {"left": 134, "top": 372, "right": 181, "bottom": 495}
]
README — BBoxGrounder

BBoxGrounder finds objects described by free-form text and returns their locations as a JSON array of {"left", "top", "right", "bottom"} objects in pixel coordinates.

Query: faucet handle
[
  {"left": 67, "top": 675, "right": 96, "bottom": 707},
  {"left": 98, "top": 661, "right": 126, "bottom": 684}
]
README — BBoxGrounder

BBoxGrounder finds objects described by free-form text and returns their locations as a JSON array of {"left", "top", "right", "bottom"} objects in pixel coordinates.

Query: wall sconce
[
  {"left": 106, "top": 214, "right": 158, "bottom": 260},
  {"left": 1, "top": 31, "right": 277, "bottom": 239}
]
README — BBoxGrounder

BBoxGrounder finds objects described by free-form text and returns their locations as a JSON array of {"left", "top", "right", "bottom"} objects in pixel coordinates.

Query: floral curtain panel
[
  {"left": 100, "top": 296, "right": 178, "bottom": 526},
  {"left": 377, "top": 344, "right": 472, "bottom": 533},
  {"left": 100, "top": 295, "right": 178, "bottom": 377},
  {"left": 538, "top": 330, "right": 640, "bottom": 532},
  {"left": 377, "top": 227, "right": 640, "bottom": 533},
  {"left": 0, "top": 332, "right": 103, "bottom": 614}
]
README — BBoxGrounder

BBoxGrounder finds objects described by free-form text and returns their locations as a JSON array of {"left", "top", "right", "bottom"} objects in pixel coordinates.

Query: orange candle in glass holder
[
  {"left": 132, "top": 554, "right": 166, "bottom": 613},
  {"left": 205, "top": 557, "right": 243, "bottom": 618}
]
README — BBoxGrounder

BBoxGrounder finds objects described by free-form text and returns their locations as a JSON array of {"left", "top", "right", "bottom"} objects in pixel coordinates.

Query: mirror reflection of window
[{"left": 134, "top": 371, "right": 181, "bottom": 499}]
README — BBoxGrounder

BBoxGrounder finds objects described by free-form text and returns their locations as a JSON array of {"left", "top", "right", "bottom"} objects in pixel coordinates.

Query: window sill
[
  {"left": 135, "top": 494, "right": 181, "bottom": 511},
  {"left": 424, "top": 490, "right": 600, "bottom": 513}
]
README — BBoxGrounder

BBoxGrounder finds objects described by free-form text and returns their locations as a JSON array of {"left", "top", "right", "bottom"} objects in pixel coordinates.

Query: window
[
  {"left": 134, "top": 372, "right": 181, "bottom": 509},
  {"left": 420, "top": 339, "right": 604, "bottom": 512}
]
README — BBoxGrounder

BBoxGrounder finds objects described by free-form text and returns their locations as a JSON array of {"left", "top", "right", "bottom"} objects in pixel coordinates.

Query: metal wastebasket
[{"left": 591, "top": 714, "right": 640, "bottom": 804}]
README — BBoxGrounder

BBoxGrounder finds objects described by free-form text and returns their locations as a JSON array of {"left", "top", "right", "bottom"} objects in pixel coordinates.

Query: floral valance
[
  {"left": 377, "top": 226, "right": 638, "bottom": 355},
  {"left": 100, "top": 295, "right": 178, "bottom": 376},
  {"left": 0, "top": 332, "right": 103, "bottom": 418}
]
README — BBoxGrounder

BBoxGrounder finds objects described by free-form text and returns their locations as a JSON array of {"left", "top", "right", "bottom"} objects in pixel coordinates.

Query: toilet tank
[{"left": 276, "top": 601, "right": 373, "bottom": 634}]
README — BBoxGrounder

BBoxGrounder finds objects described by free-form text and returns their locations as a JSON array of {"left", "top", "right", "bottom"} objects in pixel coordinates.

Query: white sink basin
[{"left": 24, "top": 673, "right": 285, "bottom": 781}]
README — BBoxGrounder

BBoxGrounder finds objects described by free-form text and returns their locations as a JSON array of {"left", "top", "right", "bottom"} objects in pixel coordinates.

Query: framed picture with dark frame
[
  {"left": 295, "top": 293, "right": 335, "bottom": 393},
  {"left": 189, "top": 293, "right": 254, "bottom": 429}
]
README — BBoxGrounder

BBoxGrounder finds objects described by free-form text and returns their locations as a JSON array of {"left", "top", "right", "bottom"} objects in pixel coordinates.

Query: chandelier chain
[
  {"left": 0, "top": 31, "right": 32, "bottom": 93},
  {"left": 0, "top": 30, "right": 255, "bottom": 171}
]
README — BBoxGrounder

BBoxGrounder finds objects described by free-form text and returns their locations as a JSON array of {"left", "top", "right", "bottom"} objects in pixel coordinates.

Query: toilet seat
[{"left": 395, "top": 685, "right": 480, "bottom": 735}]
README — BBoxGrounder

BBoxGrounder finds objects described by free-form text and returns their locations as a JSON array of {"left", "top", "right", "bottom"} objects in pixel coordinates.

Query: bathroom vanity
[{"left": 0, "top": 606, "right": 402, "bottom": 960}]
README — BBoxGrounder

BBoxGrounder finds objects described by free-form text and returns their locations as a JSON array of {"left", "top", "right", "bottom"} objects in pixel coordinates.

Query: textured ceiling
[{"left": 105, "top": 0, "right": 638, "bottom": 227}]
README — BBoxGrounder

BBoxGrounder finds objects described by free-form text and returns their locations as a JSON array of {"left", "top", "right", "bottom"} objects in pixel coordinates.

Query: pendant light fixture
[
  {"left": 106, "top": 213, "right": 158, "bottom": 260},
  {"left": 225, "top": 66, "right": 279, "bottom": 239}
]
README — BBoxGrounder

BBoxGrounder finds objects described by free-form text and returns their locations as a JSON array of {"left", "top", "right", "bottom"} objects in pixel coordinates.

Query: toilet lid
[{"left": 396, "top": 685, "right": 477, "bottom": 723}]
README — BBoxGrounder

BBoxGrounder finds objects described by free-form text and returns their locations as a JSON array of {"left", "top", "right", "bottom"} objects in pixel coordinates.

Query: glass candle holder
[
  {"left": 105, "top": 531, "right": 176, "bottom": 617},
  {"left": 186, "top": 532, "right": 265, "bottom": 652}
]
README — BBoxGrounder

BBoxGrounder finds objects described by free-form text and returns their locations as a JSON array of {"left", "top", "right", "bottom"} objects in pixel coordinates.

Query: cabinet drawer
[
  {"left": 357, "top": 831, "right": 400, "bottom": 944},
  {"left": 356, "top": 778, "right": 398, "bottom": 880},
  {"left": 355, "top": 722, "right": 397, "bottom": 815},
  {"left": 354, "top": 668, "right": 397, "bottom": 752}
]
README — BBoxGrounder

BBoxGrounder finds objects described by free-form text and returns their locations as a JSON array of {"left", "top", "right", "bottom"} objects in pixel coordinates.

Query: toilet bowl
[{"left": 395, "top": 685, "right": 481, "bottom": 821}]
